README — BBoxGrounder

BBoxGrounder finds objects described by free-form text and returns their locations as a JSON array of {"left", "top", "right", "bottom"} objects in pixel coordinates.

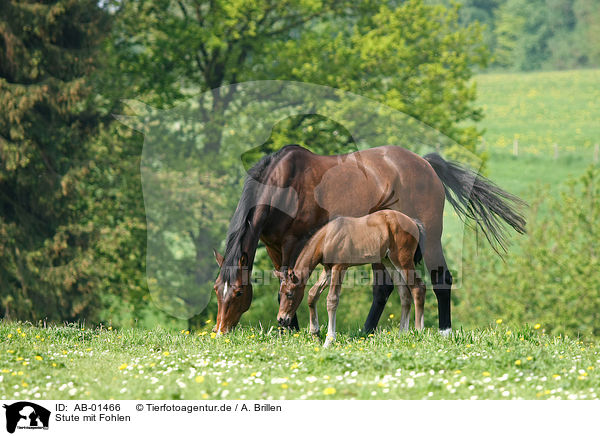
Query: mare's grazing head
[
  {"left": 213, "top": 249, "right": 253, "bottom": 333},
  {"left": 276, "top": 269, "right": 305, "bottom": 327}
]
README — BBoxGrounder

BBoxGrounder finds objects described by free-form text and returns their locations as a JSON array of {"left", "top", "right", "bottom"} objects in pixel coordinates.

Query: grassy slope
[
  {"left": 475, "top": 69, "right": 600, "bottom": 156},
  {"left": 0, "top": 322, "right": 598, "bottom": 400}
]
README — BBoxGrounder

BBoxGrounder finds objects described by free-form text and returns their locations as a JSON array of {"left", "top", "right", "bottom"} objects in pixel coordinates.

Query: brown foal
[{"left": 276, "top": 210, "right": 426, "bottom": 347}]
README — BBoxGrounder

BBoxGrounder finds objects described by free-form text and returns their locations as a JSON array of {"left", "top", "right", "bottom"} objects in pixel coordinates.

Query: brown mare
[
  {"left": 276, "top": 210, "right": 426, "bottom": 346},
  {"left": 212, "top": 145, "right": 526, "bottom": 334}
]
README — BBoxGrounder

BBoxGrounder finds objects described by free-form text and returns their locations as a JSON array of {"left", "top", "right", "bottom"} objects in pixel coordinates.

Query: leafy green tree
[{"left": 0, "top": 0, "right": 112, "bottom": 320}]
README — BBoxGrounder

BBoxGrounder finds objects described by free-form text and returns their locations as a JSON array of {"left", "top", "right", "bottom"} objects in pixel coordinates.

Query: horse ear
[
  {"left": 288, "top": 269, "right": 299, "bottom": 284},
  {"left": 239, "top": 252, "right": 248, "bottom": 267},
  {"left": 213, "top": 249, "right": 224, "bottom": 268}
]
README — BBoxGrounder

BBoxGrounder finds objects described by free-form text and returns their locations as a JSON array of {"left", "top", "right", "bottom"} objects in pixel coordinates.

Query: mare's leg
[
  {"left": 424, "top": 239, "right": 452, "bottom": 335},
  {"left": 363, "top": 263, "right": 395, "bottom": 334},
  {"left": 324, "top": 266, "right": 346, "bottom": 348},
  {"left": 308, "top": 268, "right": 330, "bottom": 336}
]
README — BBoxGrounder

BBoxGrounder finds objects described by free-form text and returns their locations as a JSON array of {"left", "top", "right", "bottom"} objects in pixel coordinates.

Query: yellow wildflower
[{"left": 323, "top": 387, "right": 336, "bottom": 395}]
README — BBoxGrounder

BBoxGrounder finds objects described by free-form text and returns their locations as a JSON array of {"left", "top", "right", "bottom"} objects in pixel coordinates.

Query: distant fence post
[
  {"left": 553, "top": 143, "right": 558, "bottom": 160},
  {"left": 595, "top": 143, "right": 599, "bottom": 164},
  {"left": 513, "top": 138, "right": 518, "bottom": 156}
]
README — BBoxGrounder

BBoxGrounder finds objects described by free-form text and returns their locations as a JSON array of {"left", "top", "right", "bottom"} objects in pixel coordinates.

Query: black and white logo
[{"left": 3, "top": 402, "right": 50, "bottom": 433}]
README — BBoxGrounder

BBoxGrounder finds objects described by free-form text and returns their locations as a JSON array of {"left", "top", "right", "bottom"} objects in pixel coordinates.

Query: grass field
[
  {"left": 1, "top": 322, "right": 598, "bottom": 400},
  {"left": 475, "top": 69, "right": 600, "bottom": 157}
]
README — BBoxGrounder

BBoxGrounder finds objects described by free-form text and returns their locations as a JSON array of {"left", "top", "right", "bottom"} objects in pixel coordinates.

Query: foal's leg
[
  {"left": 398, "top": 285, "right": 412, "bottom": 332},
  {"left": 412, "top": 275, "right": 426, "bottom": 331},
  {"left": 396, "top": 252, "right": 426, "bottom": 331},
  {"left": 401, "top": 267, "right": 426, "bottom": 331},
  {"left": 324, "top": 266, "right": 346, "bottom": 348},
  {"left": 381, "top": 259, "right": 412, "bottom": 332},
  {"left": 307, "top": 268, "right": 330, "bottom": 336}
]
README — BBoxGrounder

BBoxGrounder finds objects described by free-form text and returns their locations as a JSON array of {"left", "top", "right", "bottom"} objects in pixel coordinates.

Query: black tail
[
  {"left": 423, "top": 153, "right": 527, "bottom": 253},
  {"left": 413, "top": 219, "right": 426, "bottom": 265}
]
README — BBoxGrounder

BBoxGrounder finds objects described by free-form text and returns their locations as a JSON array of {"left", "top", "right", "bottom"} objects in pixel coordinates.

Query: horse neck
[
  {"left": 238, "top": 206, "right": 269, "bottom": 271},
  {"left": 221, "top": 204, "right": 270, "bottom": 285}
]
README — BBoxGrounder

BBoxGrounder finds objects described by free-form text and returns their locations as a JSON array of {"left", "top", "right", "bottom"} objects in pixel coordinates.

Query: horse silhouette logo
[{"left": 2, "top": 402, "right": 50, "bottom": 433}]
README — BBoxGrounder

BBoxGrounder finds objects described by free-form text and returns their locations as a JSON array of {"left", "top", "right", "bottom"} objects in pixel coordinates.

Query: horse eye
[
  {"left": 235, "top": 290, "right": 244, "bottom": 297},
  {"left": 286, "top": 292, "right": 293, "bottom": 299}
]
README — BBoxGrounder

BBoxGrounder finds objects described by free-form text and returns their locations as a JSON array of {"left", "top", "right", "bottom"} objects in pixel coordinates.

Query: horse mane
[{"left": 222, "top": 145, "right": 303, "bottom": 284}]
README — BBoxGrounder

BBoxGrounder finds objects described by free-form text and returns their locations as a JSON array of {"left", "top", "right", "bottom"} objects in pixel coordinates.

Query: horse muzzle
[{"left": 277, "top": 315, "right": 292, "bottom": 327}]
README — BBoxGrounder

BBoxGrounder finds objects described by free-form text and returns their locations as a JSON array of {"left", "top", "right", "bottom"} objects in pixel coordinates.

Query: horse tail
[
  {"left": 413, "top": 218, "right": 426, "bottom": 265},
  {"left": 423, "top": 153, "right": 527, "bottom": 254}
]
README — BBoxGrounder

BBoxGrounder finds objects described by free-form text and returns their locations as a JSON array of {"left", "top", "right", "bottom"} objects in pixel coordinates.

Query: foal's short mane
[{"left": 222, "top": 145, "right": 303, "bottom": 284}]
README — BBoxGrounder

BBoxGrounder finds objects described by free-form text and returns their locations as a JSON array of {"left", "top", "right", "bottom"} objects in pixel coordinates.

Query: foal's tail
[
  {"left": 413, "top": 219, "right": 426, "bottom": 265},
  {"left": 423, "top": 153, "right": 527, "bottom": 254}
]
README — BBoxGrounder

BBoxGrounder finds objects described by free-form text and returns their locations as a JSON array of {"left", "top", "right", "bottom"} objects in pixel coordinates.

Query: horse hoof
[{"left": 439, "top": 328, "right": 452, "bottom": 337}]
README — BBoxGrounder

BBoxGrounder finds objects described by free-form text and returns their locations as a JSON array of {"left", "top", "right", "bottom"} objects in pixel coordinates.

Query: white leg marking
[
  {"left": 440, "top": 328, "right": 452, "bottom": 337},
  {"left": 324, "top": 315, "right": 336, "bottom": 348},
  {"left": 398, "top": 286, "right": 411, "bottom": 332}
]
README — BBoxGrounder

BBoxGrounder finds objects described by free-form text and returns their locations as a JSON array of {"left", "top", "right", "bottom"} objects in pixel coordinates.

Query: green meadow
[
  {"left": 475, "top": 69, "right": 600, "bottom": 158},
  {"left": 0, "top": 322, "right": 598, "bottom": 400}
]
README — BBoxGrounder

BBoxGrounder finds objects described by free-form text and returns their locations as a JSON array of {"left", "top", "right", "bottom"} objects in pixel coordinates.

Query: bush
[{"left": 455, "top": 166, "right": 600, "bottom": 337}]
